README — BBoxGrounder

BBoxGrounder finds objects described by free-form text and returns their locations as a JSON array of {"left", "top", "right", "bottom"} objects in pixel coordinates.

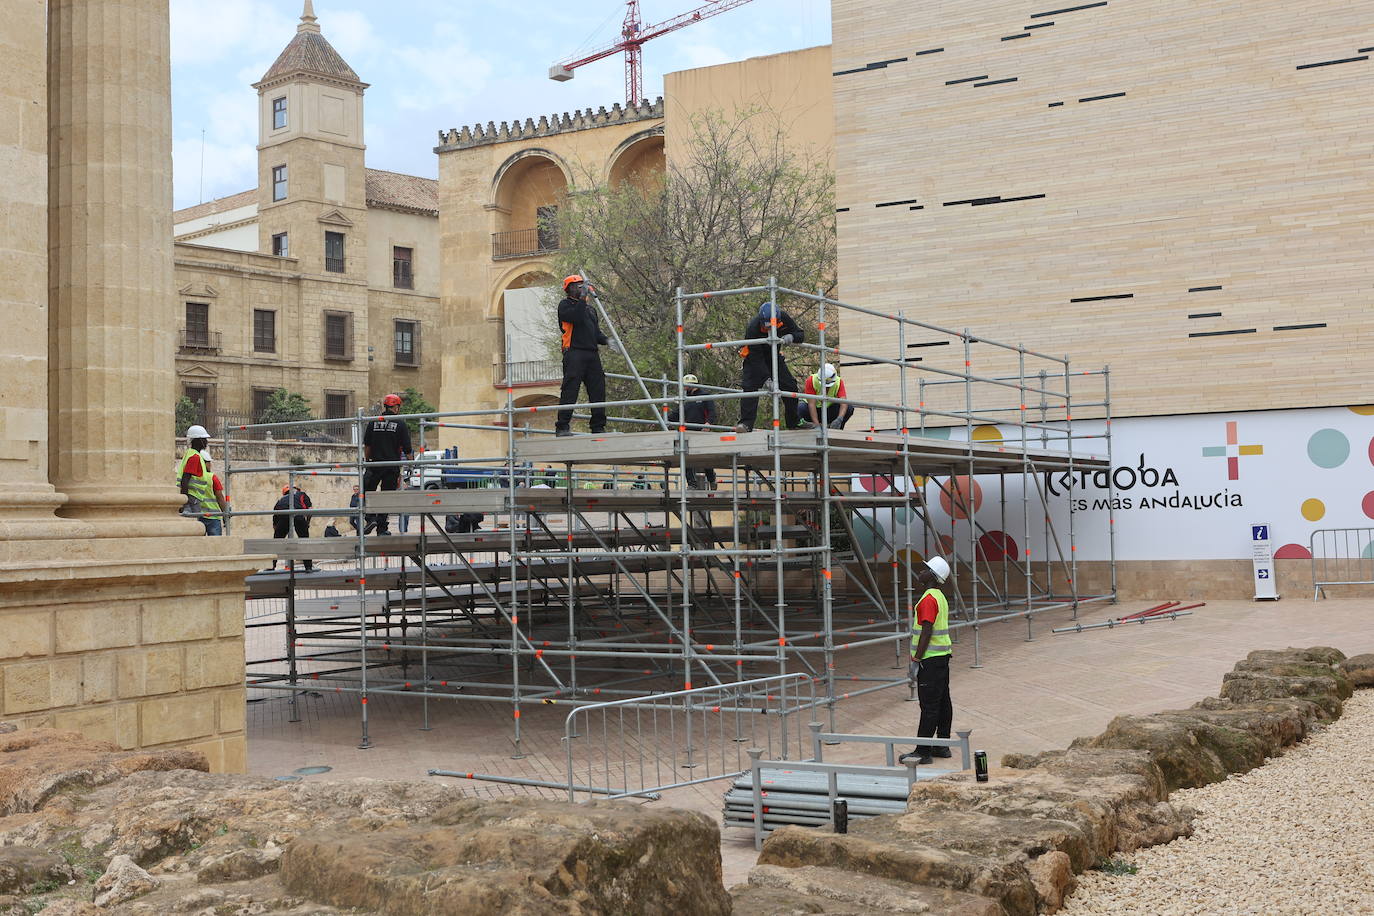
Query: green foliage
[
  {"left": 397, "top": 387, "right": 436, "bottom": 440},
  {"left": 258, "top": 388, "right": 313, "bottom": 425},
  {"left": 553, "top": 108, "right": 837, "bottom": 426},
  {"left": 1096, "top": 857, "right": 1139, "bottom": 876},
  {"left": 175, "top": 395, "right": 199, "bottom": 434}
]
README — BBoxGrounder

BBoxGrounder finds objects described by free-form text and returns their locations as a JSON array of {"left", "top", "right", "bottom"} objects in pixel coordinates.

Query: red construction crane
[{"left": 550, "top": 0, "right": 757, "bottom": 106}]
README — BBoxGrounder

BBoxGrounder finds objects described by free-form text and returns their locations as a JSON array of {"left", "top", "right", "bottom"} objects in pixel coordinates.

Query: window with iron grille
[
  {"left": 183, "top": 386, "right": 211, "bottom": 424},
  {"left": 394, "top": 319, "right": 418, "bottom": 366},
  {"left": 323, "top": 311, "right": 351, "bottom": 360},
  {"left": 324, "top": 231, "right": 345, "bottom": 272},
  {"left": 272, "top": 97, "right": 287, "bottom": 130},
  {"left": 185, "top": 302, "right": 210, "bottom": 347},
  {"left": 272, "top": 165, "right": 287, "bottom": 201},
  {"left": 252, "top": 388, "right": 274, "bottom": 422},
  {"left": 324, "top": 391, "right": 351, "bottom": 419},
  {"left": 253, "top": 309, "right": 276, "bottom": 352},
  {"left": 271, "top": 232, "right": 289, "bottom": 257},
  {"left": 392, "top": 246, "right": 413, "bottom": 289}
]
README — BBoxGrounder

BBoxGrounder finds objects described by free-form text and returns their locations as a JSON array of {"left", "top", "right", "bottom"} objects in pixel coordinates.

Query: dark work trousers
[
  {"left": 819, "top": 403, "right": 851, "bottom": 428},
  {"left": 738, "top": 357, "right": 801, "bottom": 429},
  {"left": 271, "top": 515, "right": 312, "bottom": 570},
  {"left": 556, "top": 348, "right": 607, "bottom": 432},
  {"left": 362, "top": 466, "right": 400, "bottom": 534},
  {"left": 915, "top": 653, "right": 953, "bottom": 753}
]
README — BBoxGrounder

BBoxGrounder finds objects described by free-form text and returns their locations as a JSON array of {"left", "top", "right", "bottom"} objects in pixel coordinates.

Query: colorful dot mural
[
  {"left": 855, "top": 475, "right": 891, "bottom": 494},
  {"left": 893, "top": 548, "right": 926, "bottom": 569},
  {"left": 1301, "top": 498, "right": 1326, "bottom": 522},
  {"left": 1348, "top": 405, "right": 1374, "bottom": 416},
  {"left": 1364, "top": 491, "right": 1374, "bottom": 521},
  {"left": 1306, "top": 428, "right": 1350, "bottom": 468},
  {"left": 1363, "top": 540, "right": 1374, "bottom": 561},
  {"left": 1274, "top": 543, "right": 1312, "bottom": 559},
  {"left": 977, "top": 530, "right": 1019, "bottom": 561},
  {"left": 1368, "top": 437, "right": 1374, "bottom": 467},
  {"left": 937, "top": 476, "right": 983, "bottom": 520},
  {"left": 971, "top": 425, "right": 1003, "bottom": 442}
]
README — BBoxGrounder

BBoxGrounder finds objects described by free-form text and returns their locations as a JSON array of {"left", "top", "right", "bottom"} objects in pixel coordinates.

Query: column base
[
  {"left": 53, "top": 483, "right": 204, "bottom": 538},
  {"left": 0, "top": 483, "right": 95, "bottom": 544}
]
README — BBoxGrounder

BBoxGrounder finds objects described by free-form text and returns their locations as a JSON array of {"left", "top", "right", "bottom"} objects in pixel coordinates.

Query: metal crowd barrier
[{"left": 1310, "top": 526, "right": 1374, "bottom": 598}]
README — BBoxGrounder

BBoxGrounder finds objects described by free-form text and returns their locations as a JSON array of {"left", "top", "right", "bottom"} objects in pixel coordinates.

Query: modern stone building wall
[{"left": 831, "top": 0, "right": 1374, "bottom": 421}]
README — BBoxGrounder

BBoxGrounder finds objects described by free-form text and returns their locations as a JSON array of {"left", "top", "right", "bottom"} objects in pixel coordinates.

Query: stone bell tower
[{"left": 252, "top": 0, "right": 370, "bottom": 280}]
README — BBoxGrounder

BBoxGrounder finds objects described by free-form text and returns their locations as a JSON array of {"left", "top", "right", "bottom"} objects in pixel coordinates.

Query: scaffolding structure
[{"left": 230, "top": 279, "right": 1115, "bottom": 756}]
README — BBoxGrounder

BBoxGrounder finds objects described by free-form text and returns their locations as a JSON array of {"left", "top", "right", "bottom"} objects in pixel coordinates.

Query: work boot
[
  {"left": 555, "top": 429, "right": 573, "bottom": 438},
  {"left": 932, "top": 746, "right": 952, "bottom": 759},
  {"left": 898, "top": 750, "right": 933, "bottom": 766},
  {"left": 790, "top": 420, "right": 814, "bottom": 430},
  {"left": 733, "top": 423, "right": 752, "bottom": 433}
]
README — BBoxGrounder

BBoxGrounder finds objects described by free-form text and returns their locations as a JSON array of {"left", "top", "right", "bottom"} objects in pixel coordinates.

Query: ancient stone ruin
[{"left": 0, "top": 647, "right": 1366, "bottom": 914}]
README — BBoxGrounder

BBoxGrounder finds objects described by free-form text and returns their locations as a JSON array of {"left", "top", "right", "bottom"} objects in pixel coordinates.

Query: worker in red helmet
[
  {"left": 360, "top": 393, "right": 411, "bottom": 536},
  {"left": 555, "top": 275, "right": 620, "bottom": 437}
]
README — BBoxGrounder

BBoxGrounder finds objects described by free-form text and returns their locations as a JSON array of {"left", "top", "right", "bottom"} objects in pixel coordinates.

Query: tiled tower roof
[{"left": 254, "top": 1, "right": 364, "bottom": 88}]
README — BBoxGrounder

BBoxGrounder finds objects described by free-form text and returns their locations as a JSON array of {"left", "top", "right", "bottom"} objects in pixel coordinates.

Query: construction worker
[
  {"left": 270, "top": 485, "right": 314, "bottom": 572},
  {"left": 555, "top": 275, "right": 619, "bottom": 437},
  {"left": 735, "top": 301, "right": 811, "bottom": 433},
  {"left": 901, "top": 556, "right": 954, "bottom": 765},
  {"left": 668, "top": 374, "right": 717, "bottom": 488},
  {"left": 177, "top": 425, "right": 221, "bottom": 535},
  {"left": 361, "top": 393, "right": 412, "bottom": 536},
  {"left": 804, "top": 363, "right": 853, "bottom": 429}
]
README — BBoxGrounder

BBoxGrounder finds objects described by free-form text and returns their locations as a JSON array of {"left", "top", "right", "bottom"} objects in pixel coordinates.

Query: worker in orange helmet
[
  {"left": 360, "top": 393, "right": 411, "bottom": 535},
  {"left": 555, "top": 275, "right": 620, "bottom": 437}
]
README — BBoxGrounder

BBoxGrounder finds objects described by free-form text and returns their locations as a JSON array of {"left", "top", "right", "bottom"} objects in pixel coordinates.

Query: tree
[
  {"left": 175, "top": 396, "right": 198, "bottom": 435},
  {"left": 553, "top": 109, "right": 837, "bottom": 424},
  {"left": 258, "top": 388, "right": 313, "bottom": 425},
  {"left": 397, "top": 387, "right": 435, "bottom": 442}
]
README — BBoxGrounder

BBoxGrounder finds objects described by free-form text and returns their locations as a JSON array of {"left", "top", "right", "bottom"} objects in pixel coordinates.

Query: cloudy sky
[{"left": 170, "top": 0, "right": 831, "bottom": 209}]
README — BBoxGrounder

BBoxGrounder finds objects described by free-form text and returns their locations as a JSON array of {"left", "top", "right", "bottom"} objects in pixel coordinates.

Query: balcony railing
[
  {"left": 178, "top": 328, "right": 222, "bottom": 353},
  {"left": 492, "top": 227, "right": 558, "bottom": 260},
  {"left": 495, "top": 358, "right": 561, "bottom": 386}
]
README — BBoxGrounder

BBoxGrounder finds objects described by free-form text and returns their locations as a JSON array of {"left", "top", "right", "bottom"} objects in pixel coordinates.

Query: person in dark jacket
[
  {"left": 667, "top": 373, "right": 718, "bottom": 489},
  {"left": 735, "top": 301, "right": 812, "bottom": 433},
  {"left": 270, "top": 485, "right": 314, "bottom": 572},
  {"left": 555, "top": 275, "right": 619, "bottom": 437},
  {"left": 361, "top": 394, "right": 412, "bottom": 535}
]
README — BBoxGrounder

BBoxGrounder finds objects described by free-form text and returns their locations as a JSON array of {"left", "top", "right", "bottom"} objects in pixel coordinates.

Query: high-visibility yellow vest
[
  {"left": 810, "top": 374, "right": 841, "bottom": 399},
  {"left": 911, "top": 587, "right": 952, "bottom": 659},
  {"left": 179, "top": 447, "right": 219, "bottom": 520}
]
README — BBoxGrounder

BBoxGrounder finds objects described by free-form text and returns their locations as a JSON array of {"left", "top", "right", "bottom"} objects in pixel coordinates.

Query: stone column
[
  {"left": 0, "top": 0, "right": 87, "bottom": 543},
  {"left": 48, "top": 0, "right": 200, "bottom": 535}
]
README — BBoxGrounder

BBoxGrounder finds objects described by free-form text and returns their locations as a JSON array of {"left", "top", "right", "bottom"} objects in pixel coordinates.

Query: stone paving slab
[{"left": 246, "top": 597, "right": 1373, "bottom": 886}]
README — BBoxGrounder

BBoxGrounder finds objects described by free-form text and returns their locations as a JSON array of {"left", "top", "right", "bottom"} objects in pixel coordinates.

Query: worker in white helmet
[
  {"left": 804, "top": 363, "right": 853, "bottom": 429},
  {"left": 667, "top": 373, "right": 717, "bottom": 489},
  {"left": 901, "top": 556, "right": 954, "bottom": 765},
  {"left": 178, "top": 424, "right": 220, "bottom": 535}
]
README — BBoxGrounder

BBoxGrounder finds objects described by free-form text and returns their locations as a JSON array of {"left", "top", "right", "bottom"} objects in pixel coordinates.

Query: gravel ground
[{"left": 1060, "top": 690, "right": 1374, "bottom": 916}]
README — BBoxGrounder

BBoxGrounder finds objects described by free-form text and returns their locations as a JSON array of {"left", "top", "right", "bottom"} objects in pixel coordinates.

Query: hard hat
[
  {"left": 383, "top": 393, "right": 402, "bottom": 407},
  {"left": 925, "top": 556, "right": 951, "bottom": 583},
  {"left": 186, "top": 425, "right": 210, "bottom": 439},
  {"left": 682, "top": 374, "right": 699, "bottom": 386},
  {"left": 282, "top": 485, "right": 290, "bottom": 494},
  {"left": 757, "top": 300, "right": 778, "bottom": 320},
  {"left": 563, "top": 274, "right": 584, "bottom": 291},
  {"left": 821, "top": 363, "right": 837, "bottom": 381}
]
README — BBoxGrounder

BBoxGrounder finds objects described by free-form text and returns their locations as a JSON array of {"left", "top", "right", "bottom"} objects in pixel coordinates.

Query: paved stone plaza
[{"left": 246, "top": 596, "right": 1373, "bottom": 884}]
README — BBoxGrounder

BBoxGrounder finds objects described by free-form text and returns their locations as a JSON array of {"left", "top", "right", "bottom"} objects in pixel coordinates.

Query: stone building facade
[
  {"left": 434, "top": 46, "right": 833, "bottom": 458},
  {"left": 171, "top": 4, "right": 440, "bottom": 429},
  {"left": 0, "top": 0, "right": 264, "bottom": 771}
]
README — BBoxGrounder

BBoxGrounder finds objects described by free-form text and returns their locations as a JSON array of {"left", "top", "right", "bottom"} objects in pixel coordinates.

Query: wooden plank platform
[
  {"left": 514, "top": 428, "right": 1107, "bottom": 473},
  {"left": 366, "top": 487, "right": 916, "bottom": 515}
]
